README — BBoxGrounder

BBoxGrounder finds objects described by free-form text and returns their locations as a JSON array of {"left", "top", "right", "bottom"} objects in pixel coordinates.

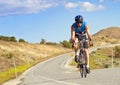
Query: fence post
[
  {"left": 13, "top": 56, "right": 17, "bottom": 79},
  {"left": 111, "top": 49, "right": 114, "bottom": 68}
]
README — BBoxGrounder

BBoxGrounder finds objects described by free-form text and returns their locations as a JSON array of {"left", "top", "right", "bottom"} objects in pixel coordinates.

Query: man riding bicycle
[{"left": 71, "top": 15, "right": 93, "bottom": 74}]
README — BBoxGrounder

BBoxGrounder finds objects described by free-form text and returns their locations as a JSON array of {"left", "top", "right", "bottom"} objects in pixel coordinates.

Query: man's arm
[
  {"left": 85, "top": 24, "right": 92, "bottom": 40},
  {"left": 86, "top": 24, "right": 93, "bottom": 46},
  {"left": 71, "top": 25, "right": 75, "bottom": 42}
]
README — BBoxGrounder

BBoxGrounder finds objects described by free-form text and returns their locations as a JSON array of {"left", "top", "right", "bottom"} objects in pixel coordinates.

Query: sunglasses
[
  {"left": 76, "top": 22, "right": 82, "bottom": 24},
  {"left": 76, "top": 20, "right": 82, "bottom": 24}
]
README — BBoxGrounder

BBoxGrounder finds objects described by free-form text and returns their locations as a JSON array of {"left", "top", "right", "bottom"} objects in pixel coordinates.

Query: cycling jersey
[
  {"left": 72, "top": 21, "right": 87, "bottom": 40},
  {"left": 72, "top": 21, "right": 86, "bottom": 33}
]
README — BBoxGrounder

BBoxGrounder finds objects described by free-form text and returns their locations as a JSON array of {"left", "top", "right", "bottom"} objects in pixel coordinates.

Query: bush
[
  {"left": 115, "top": 46, "right": 120, "bottom": 58},
  {"left": 46, "top": 42, "right": 57, "bottom": 45},
  {"left": 40, "top": 39, "right": 46, "bottom": 44},
  {"left": 19, "top": 39, "right": 26, "bottom": 43},
  {"left": 61, "top": 40, "right": 72, "bottom": 48},
  {"left": 0, "top": 36, "right": 17, "bottom": 42}
]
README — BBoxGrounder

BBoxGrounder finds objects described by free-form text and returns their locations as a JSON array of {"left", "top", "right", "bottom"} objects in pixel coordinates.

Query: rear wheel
[
  {"left": 79, "top": 64, "right": 83, "bottom": 78},
  {"left": 83, "top": 65, "right": 87, "bottom": 78}
]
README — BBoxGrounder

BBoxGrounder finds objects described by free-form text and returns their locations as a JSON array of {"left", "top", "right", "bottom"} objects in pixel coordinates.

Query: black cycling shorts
[
  {"left": 75, "top": 36, "right": 88, "bottom": 48},
  {"left": 83, "top": 41, "right": 88, "bottom": 48},
  {"left": 72, "top": 40, "right": 88, "bottom": 49}
]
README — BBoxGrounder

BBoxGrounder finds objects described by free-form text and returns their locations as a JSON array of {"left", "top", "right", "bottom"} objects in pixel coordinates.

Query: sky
[{"left": 0, "top": 0, "right": 120, "bottom": 43}]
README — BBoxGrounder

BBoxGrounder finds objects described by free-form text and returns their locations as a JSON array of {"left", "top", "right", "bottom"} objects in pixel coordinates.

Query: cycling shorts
[{"left": 74, "top": 38, "right": 88, "bottom": 48}]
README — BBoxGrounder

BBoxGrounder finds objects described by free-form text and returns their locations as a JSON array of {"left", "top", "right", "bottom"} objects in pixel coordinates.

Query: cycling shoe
[
  {"left": 86, "top": 66, "right": 90, "bottom": 74},
  {"left": 75, "top": 55, "right": 79, "bottom": 63}
]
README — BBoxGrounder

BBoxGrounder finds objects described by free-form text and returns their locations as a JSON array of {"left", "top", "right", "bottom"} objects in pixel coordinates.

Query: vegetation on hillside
[
  {"left": 40, "top": 39, "right": 72, "bottom": 48},
  {"left": 93, "top": 27, "right": 120, "bottom": 46},
  {"left": 0, "top": 35, "right": 27, "bottom": 43},
  {"left": 0, "top": 27, "right": 120, "bottom": 84},
  {"left": 70, "top": 46, "right": 120, "bottom": 70},
  {"left": 0, "top": 36, "right": 72, "bottom": 48},
  {"left": 115, "top": 46, "right": 120, "bottom": 58},
  {"left": 0, "top": 39, "right": 72, "bottom": 84},
  {"left": 90, "top": 46, "right": 120, "bottom": 69},
  {"left": 60, "top": 40, "right": 72, "bottom": 48},
  {"left": 0, "top": 36, "right": 17, "bottom": 42}
]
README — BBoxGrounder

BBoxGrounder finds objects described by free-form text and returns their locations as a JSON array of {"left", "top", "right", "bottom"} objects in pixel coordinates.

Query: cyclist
[{"left": 71, "top": 15, "right": 93, "bottom": 74}]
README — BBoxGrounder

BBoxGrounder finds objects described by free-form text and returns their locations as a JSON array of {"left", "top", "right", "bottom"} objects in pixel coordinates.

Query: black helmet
[{"left": 75, "top": 15, "right": 83, "bottom": 23}]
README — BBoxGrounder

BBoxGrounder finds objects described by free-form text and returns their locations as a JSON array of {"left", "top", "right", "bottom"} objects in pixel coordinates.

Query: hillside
[
  {"left": 93, "top": 27, "right": 120, "bottom": 46},
  {"left": 0, "top": 27, "right": 120, "bottom": 84},
  {"left": 0, "top": 40, "right": 72, "bottom": 84},
  {"left": 0, "top": 41, "right": 72, "bottom": 71}
]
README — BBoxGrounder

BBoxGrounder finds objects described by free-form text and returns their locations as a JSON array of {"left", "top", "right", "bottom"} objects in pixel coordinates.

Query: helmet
[{"left": 75, "top": 15, "right": 83, "bottom": 23}]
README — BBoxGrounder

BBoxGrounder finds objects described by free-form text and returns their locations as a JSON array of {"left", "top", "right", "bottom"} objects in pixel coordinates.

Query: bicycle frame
[
  {"left": 79, "top": 39, "right": 87, "bottom": 64},
  {"left": 78, "top": 39, "right": 87, "bottom": 78}
]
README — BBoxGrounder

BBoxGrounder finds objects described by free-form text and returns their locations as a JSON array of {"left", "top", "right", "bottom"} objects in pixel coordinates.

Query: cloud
[
  {"left": 64, "top": 2, "right": 78, "bottom": 9},
  {"left": 0, "top": 0, "right": 60, "bottom": 16},
  {"left": 0, "top": 0, "right": 105, "bottom": 16},
  {"left": 64, "top": 1, "right": 105, "bottom": 12},
  {"left": 113, "top": 0, "right": 120, "bottom": 2},
  {"left": 99, "top": 0, "right": 105, "bottom": 3},
  {"left": 80, "top": 2, "right": 105, "bottom": 12}
]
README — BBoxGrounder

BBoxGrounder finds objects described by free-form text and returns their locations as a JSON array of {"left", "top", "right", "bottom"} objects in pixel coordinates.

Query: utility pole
[
  {"left": 27, "top": 56, "right": 30, "bottom": 68},
  {"left": 112, "top": 49, "right": 114, "bottom": 68},
  {"left": 13, "top": 56, "right": 17, "bottom": 79}
]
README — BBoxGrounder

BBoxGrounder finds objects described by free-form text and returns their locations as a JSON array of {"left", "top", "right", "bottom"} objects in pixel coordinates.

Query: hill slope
[
  {"left": 93, "top": 27, "right": 120, "bottom": 46},
  {"left": 0, "top": 41, "right": 72, "bottom": 72}
]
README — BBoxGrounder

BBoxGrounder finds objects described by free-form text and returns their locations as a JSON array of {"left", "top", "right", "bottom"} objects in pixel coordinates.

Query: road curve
[{"left": 3, "top": 44, "right": 120, "bottom": 85}]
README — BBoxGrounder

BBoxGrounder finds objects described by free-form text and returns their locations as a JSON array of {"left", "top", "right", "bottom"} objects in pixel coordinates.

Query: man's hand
[
  {"left": 89, "top": 39, "right": 93, "bottom": 46},
  {"left": 71, "top": 38, "right": 75, "bottom": 43}
]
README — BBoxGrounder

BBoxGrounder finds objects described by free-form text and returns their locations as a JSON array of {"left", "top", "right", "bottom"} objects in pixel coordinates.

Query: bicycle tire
[
  {"left": 78, "top": 39, "right": 88, "bottom": 78},
  {"left": 83, "top": 65, "right": 87, "bottom": 78},
  {"left": 79, "top": 64, "right": 87, "bottom": 78},
  {"left": 79, "top": 64, "right": 83, "bottom": 78}
]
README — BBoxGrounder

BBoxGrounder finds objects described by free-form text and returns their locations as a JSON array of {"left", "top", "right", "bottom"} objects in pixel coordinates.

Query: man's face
[{"left": 76, "top": 22, "right": 82, "bottom": 27}]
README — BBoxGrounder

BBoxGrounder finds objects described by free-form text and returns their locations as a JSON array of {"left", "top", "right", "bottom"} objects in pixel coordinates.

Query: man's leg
[
  {"left": 84, "top": 49, "right": 89, "bottom": 66},
  {"left": 73, "top": 38, "right": 79, "bottom": 62},
  {"left": 84, "top": 48, "right": 90, "bottom": 73}
]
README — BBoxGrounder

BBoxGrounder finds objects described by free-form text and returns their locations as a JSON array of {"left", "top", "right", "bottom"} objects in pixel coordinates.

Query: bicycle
[
  {"left": 75, "top": 33, "right": 88, "bottom": 78},
  {"left": 78, "top": 39, "right": 87, "bottom": 78}
]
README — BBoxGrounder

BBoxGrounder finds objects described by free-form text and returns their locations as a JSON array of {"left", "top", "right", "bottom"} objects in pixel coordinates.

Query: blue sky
[{"left": 0, "top": 0, "right": 120, "bottom": 43}]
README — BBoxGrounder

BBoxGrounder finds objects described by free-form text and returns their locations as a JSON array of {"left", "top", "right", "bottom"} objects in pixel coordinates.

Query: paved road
[
  {"left": 3, "top": 44, "right": 120, "bottom": 85},
  {"left": 20, "top": 53, "right": 120, "bottom": 85}
]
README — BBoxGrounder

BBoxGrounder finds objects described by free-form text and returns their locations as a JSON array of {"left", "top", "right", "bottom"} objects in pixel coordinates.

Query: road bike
[
  {"left": 75, "top": 33, "right": 88, "bottom": 78},
  {"left": 78, "top": 39, "right": 87, "bottom": 78}
]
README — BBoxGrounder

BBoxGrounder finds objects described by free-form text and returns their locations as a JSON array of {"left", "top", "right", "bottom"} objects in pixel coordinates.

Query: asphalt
[{"left": 3, "top": 44, "right": 120, "bottom": 85}]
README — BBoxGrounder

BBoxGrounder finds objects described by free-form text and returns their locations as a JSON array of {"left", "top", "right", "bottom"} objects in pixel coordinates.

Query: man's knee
[
  {"left": 72, "top": 42, "right": 78, "bottom": 48},
  {"left": 84, "top": 48, "right": 88, "bottom": 53}
]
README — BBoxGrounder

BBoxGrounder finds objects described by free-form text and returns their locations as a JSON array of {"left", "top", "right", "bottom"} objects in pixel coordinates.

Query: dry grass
[
  {"left": 0, "top": 40, "right": 72, "bottom": 68},
  {"left": 70, "top": 47, "right": 120, "bottom": 70},
  {"left": 0, "top": 40, "right": 72, "bottom": 84},
  {"left": 90, "top": 47, "right": 120, "bottom": 69},
  {"left": 93, "top": 27, "right": 120, "bottom": 46}
]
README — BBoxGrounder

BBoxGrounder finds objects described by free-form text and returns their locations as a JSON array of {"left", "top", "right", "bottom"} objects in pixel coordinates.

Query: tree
[
  {"left": 40, "top": 39, "right": 46, "bottom": 44},
  {"left": 115, "top": 46, "right": 120, "bottom": 58},
  {"left": 0, "top": 36, "right": 17, "bottom": 42},
  {"left": 10, "top": 36, "right": 17, "bottom": 42},
  {"left": 19, "top": 38, "right": 26, "bottom": 43},
  {"left": 46, "top": 42, "right": 57, "bottom": 45},
  {"left": 61, "top": 40, "right": 72, "bottom": 48}
]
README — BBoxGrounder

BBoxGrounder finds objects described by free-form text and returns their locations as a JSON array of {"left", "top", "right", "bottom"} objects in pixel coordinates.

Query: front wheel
[
  {"left": 83, "top": 65, "right": 87, "bottom": 78},
  {"left": 79, "top": 64, "right": 87, "bottom": 78},
  {"left": 79, "top": 64, "right": 83, "bottom": 78}
]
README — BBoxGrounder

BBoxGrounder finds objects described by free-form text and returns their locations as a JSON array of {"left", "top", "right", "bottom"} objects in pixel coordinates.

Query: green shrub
[
  {"left": 61, "top": 40, "right": 72, "bottom": 48},
  {"left": 115, "top": 46, "right": 120, "bottom": 58},
  {"left": 19, "top": 39, "right": 26, "bottom": 43}
]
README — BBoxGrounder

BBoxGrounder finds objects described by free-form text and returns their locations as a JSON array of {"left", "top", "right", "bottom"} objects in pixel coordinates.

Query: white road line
[
  {"left": 30, "top": 55, "right": 81, "bottom": 85},
  {"left": 31, "top": 65, "right": 81, "bottom": 85},
  {"left": 39, "top": 76, "right": 81, "bottom": 85}
]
